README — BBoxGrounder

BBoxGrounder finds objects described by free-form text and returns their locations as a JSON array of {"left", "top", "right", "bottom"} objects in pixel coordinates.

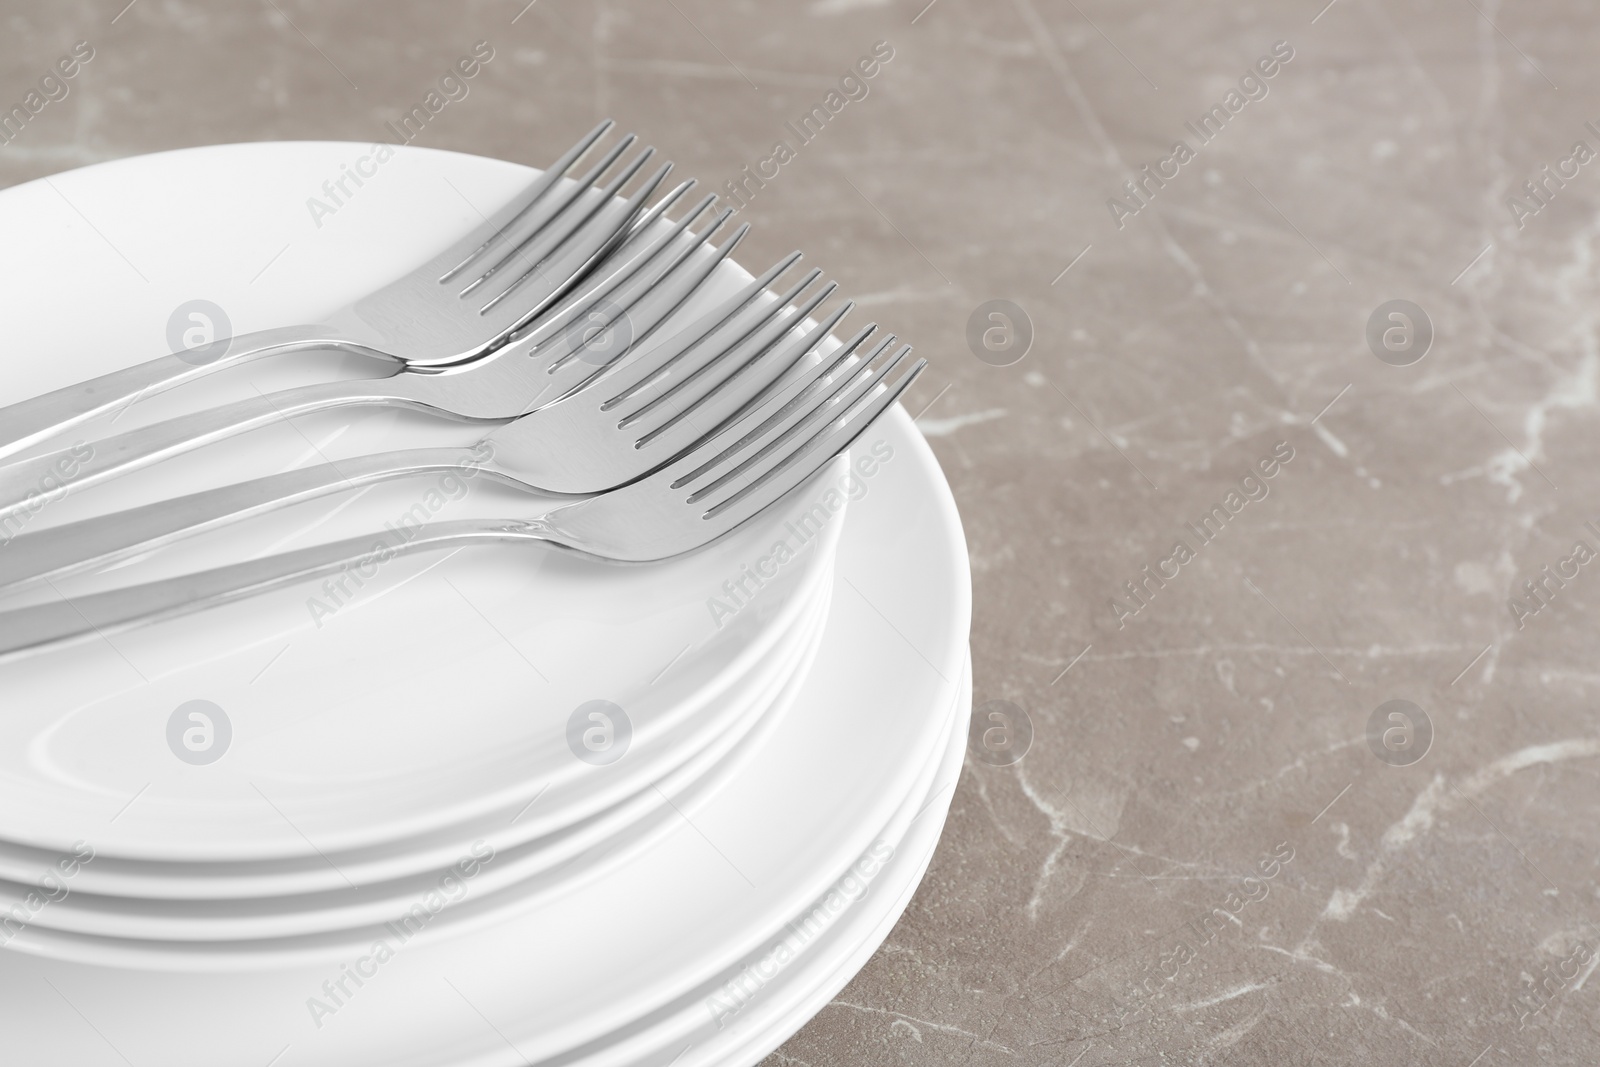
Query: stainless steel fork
[
  {"left": 0, "top": 267, "right": 878, "bottom": 587},
  {"left": 0, "top": 187, "right": 752, "bottom": 518},
  {"left": 0, "top": 120, "right": 667, "bottom": 461},
  {"left": 0, "top": 343, "right": 925, "bottom": 658}
]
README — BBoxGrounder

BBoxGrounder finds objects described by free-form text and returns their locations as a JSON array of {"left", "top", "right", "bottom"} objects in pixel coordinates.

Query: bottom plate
[
  {"left": 606, "top": 653, "right": 970, "bottom": 1067},
  {"left": 702, "top": 657, "right": 968, "bottom": 1067},
  {"left": 0, "top": 407, "right": 969, "bottom": 1067}
]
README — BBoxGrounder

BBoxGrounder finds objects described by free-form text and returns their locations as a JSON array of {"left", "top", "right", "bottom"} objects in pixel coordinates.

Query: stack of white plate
[{"left": 0, "top": 143, "right": 970, "bottom": 1065}]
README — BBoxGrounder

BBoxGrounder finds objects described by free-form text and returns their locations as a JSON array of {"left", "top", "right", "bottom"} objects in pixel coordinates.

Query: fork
[
  {"left": 0, "top": 120, "right": 667, "bottom": 461},
  {"left": 0, "top": 185, "right": 753, "bottom": 519},
  {"left": 0, "top": 267, "right": 877, "bottom": 588},
  {"left": 0, "top": 342, "right": 924, "bottom": 658}
]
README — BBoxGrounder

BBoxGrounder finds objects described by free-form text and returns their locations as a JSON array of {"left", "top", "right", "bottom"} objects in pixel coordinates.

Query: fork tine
[
  {"left": 587, "top": 251, "right": 804, "bottom": 406},
  {"left": 641, "top": 303, "right": 867, "bottom": 447},
  {"left": 667, "top": 330, "right": 894, "bottom": 490},
  {"left": 476, "top": 156, "right": 673, "bottom": 317},
  {"left": 544, "top": 202, "right": 740, "bottom": 375},
  {"left": 601, "top": 266, "right": 823, "bottom": 411},
  {"left": 608, "top": 179, "right": 702, "bottom": 257},
  {"left": 693, "top": 350, "right": 924, "bottom": 521},
  {"left": 685, "top": 343, "right": 913, "bottom": 505},
  {"left": 629, "top": 310, "right": 871, "bottom": 469},
  {"left": 668, "top": 351, "right": 923, "bottom": 534},
  {"left": 463, "top": 140, "right": 652, "bottom": 300},
  {"left": 536, "top": 211, "right": 740, "bottom": 388},
  {"left": 461, "top": 135, "right": 640, "bottom": 298},
  {"left": 516, "top": 189, "right": 717, "bottom": 356},
  {"left": 570, "top": 184, "right": 695, "bottom": 312},
  {"left": 564, "top": 132, "right": 640, "bottom": 193},
  {"left": 438, "top": 119, "right": 615, "bottom": 284},
  {"left": 619, "top": 280, "right": 841, "bottom": 433}
]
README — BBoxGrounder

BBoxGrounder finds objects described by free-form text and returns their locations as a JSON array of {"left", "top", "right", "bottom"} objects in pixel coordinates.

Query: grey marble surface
[{"left": 4, "top": 0, "right": 1599, "bottom": 1063}]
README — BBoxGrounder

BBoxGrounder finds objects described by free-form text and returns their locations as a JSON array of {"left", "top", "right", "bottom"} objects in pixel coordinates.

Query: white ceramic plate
[
  {"left": 545, "top": 653, "right": 971, "bottom": 1067},
  {"left": 0, "top": 154, "right": 845, "bottom": 866},
  {"left": 0, "top": 496, "right": 841, "bottom": 910},
  {"left": 0, "top": 143, "right": 970, "bottom": 1066},
  {"left": 690, "top": 658, "right": 968, "bottom": 1067},
  {"left": 0, "top": 578, "right": 831, "bottom": 953}
]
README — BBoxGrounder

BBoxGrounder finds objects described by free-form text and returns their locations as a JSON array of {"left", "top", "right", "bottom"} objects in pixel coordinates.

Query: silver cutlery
[
  {"left": 0, "top": 339, "right": 924, "bottom": 658},
  {"left": 0, "top": 186, "right": 747, "bottom": 518},
  {"left": 0, "top": 266, "right": 873, "bottom": 588},
  {"left": 0, "top": 120, "right": 666, "bottom": 461}
]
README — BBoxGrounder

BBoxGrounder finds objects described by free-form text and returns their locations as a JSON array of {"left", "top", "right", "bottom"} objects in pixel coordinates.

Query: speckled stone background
[{"left": 5, "top": 0, "right": 1599, "bottom": 1063}]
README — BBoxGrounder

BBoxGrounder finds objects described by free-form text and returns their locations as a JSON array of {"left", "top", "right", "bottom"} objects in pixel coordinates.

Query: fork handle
[
  {"left": 0, "top": 446, "right": 503, "bottom": 589},
  {"left": 0, "top": 518, "right": 560, "bottom": 660},
  {"left": 0, "top": 371, "right": 476, "bottom": 521},
  {"left": 0, "top": 323, "right": 388, "bottom": 462}
]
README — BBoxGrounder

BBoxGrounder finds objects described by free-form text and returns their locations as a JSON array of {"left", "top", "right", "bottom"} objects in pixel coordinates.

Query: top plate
[{"left": 0, "top": 143, "right": 843, "bottom": 862}]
